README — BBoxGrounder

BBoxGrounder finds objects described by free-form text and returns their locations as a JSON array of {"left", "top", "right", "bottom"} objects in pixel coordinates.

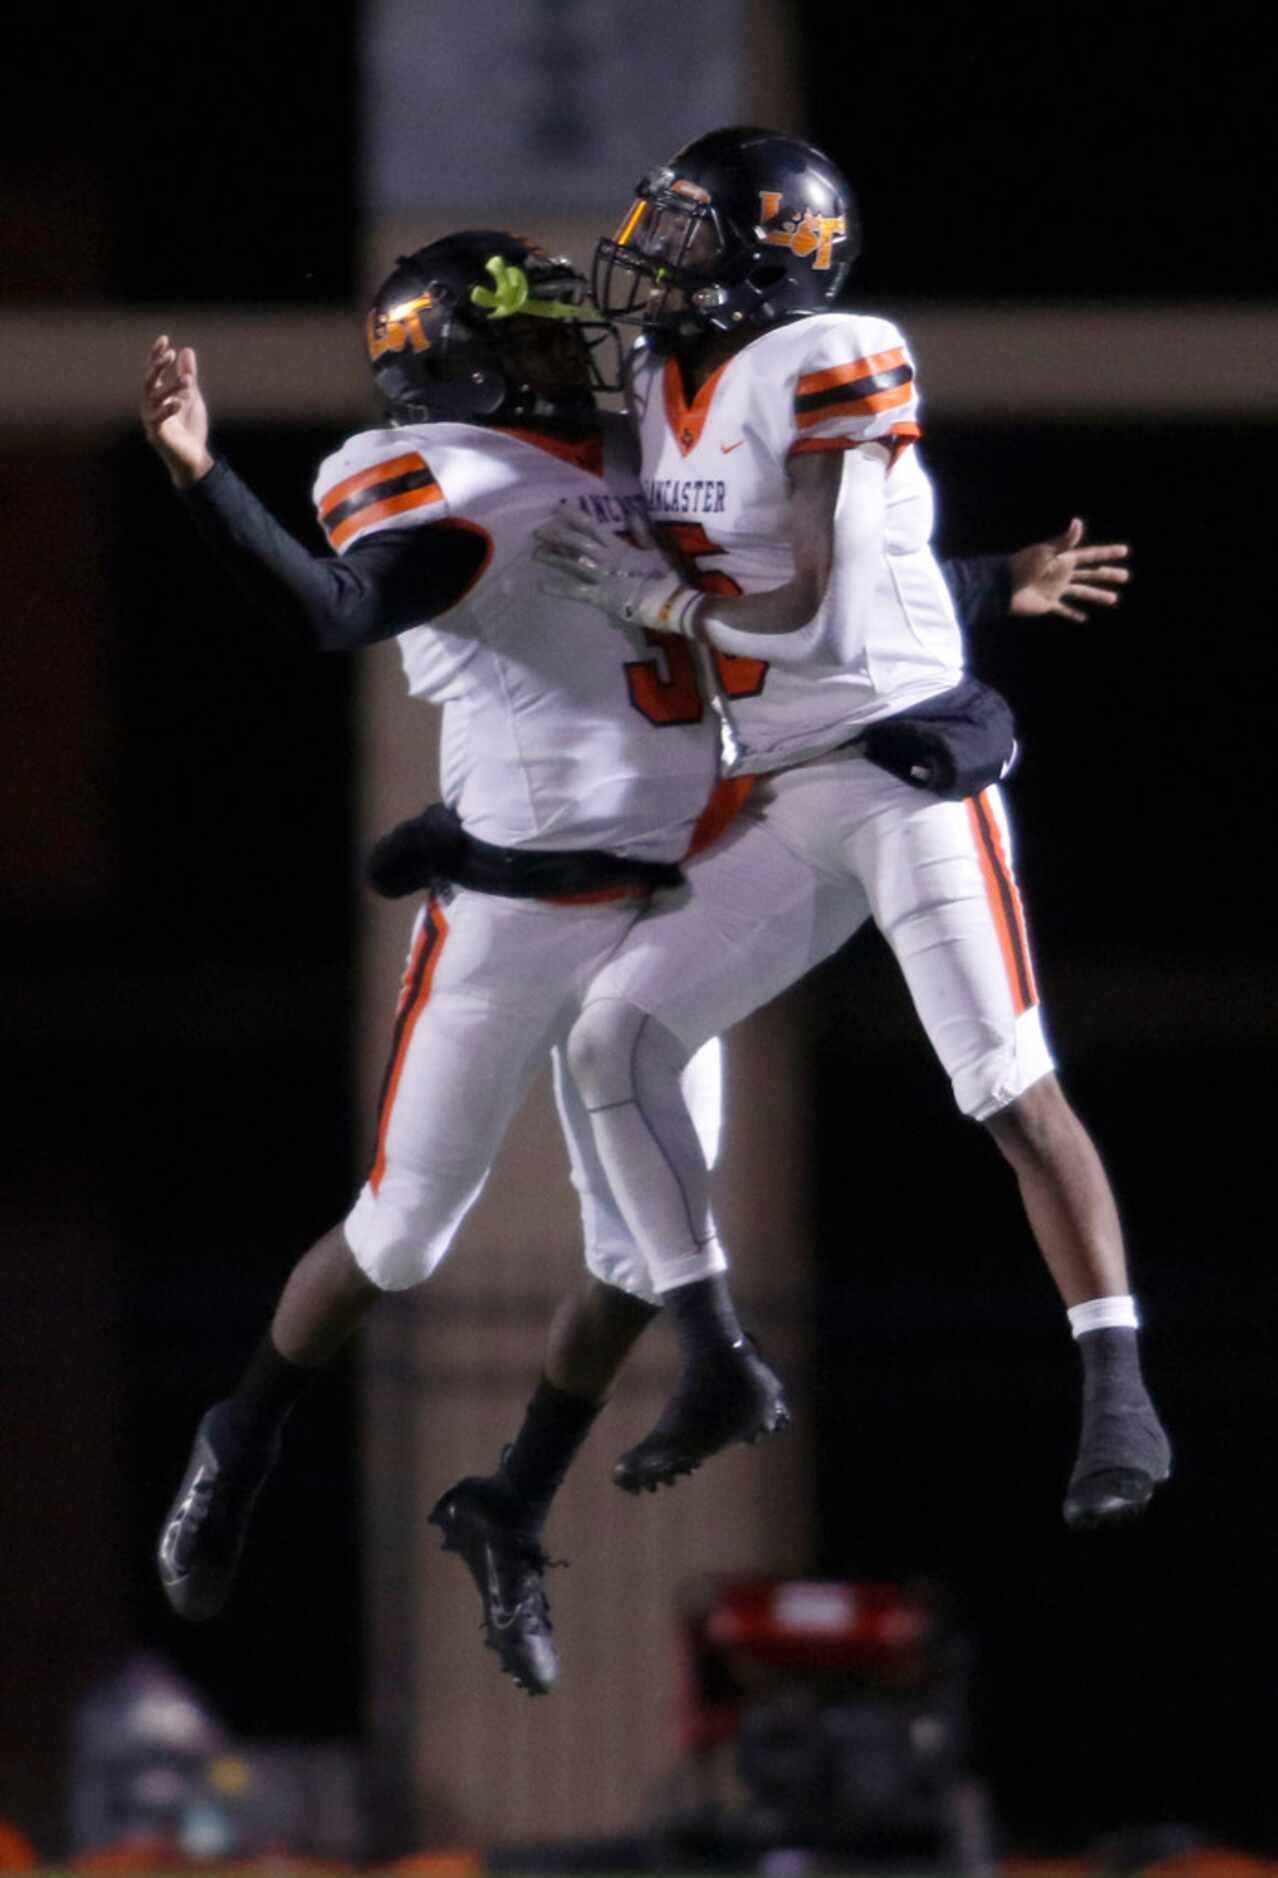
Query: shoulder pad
[
  {"left": 790, "top": 312, "right": 918, "bottom": 451},
  {"left": 314, "top": 427, "right": 445, "bottom": 552}
]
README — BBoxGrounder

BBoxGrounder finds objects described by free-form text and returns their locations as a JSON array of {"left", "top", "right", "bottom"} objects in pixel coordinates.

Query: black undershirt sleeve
[
  {"left": 177, "top": 456, "right": 487, "bottom": 651},
  {"left": 939, "top": 553, "right": 1013, "bottom": 632}
]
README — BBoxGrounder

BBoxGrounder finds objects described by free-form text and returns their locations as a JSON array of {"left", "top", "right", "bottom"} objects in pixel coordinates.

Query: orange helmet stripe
[{"left": 615, "top": 199, "right": 646, "bottom": 246}]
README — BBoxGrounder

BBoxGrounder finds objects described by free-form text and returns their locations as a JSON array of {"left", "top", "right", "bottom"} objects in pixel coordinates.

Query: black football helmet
[
  {"left": 366, "top": 230, "right": 620, "bottom": 425},
  {"left": 594, "top": 126, "right": 859, "bottom": 337}
]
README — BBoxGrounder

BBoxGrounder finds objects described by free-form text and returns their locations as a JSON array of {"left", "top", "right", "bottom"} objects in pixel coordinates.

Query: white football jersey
[
  {"left": 313, "top": 419, "right": 720, "bottom": 859},
  {"left": 630, "top": 313, "right": 965, "bottom": 774}
]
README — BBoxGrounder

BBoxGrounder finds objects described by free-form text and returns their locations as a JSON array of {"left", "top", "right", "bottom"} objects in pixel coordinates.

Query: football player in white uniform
[
  {"left": 536, "top": 129, "right": 1168, "bottom": 1530},
  {"left": 142, "top": 230, "right": 769, "bottom": 1695}
]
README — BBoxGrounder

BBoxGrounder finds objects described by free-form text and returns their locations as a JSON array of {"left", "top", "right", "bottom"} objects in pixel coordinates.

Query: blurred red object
[
  {"left": 0, "top": 1822, "right": 37, "bottom": 1872},
  {"left": 679, "top": 1575, "right": 941, "bottom": 1756},
  {"left": 705, "top": 1577, "right": 934, "bottom": 1672}
]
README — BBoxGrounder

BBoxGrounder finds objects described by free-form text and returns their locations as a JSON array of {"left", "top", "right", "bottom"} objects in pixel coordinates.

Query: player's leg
[
  {"left": 427, "top": 1039, "right": 663, "bottom": 1694},
  {"left": 981, "top": 1076, "right": 1169, "bottom": 1525},
  {"left": 432, "top": 1033, "right": 722, "bottom": 1527},
  {"left": 428, "top": 1038, "right": 731, "bottom": 1688},
  {"left": 848, "top": 773, "right": 1170, "bottom": 1527},
  {"left": 430, "top": 1035, "right": 726, "bottom": 1520},
  {"left": 156, "top": 1222, "right": 379, "bottom": 1623},
  {"left": 158, "top": 892, "right": 626, "bottom": 1627},
  {"left": 428, "top": 1272, "right": 660, "bottom": 1691},
  {"left": 567, "top": 816, "right": 868, "bottom": 1489},
  {"left": 187, "top": 1215, "right": 389, "bottom": 1533}
]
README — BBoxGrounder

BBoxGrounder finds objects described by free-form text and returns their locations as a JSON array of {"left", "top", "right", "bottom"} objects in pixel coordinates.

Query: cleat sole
[{"left": 1063, "top": 1463, "right": 1171, "bottom": 1532}]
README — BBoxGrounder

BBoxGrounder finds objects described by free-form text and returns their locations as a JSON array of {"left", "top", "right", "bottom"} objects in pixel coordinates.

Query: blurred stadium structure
[
  {"left": 665, "top": 1576, "right": 994, "bottom": 1871},
  {"left": 1, "top": 0, "right": 1276, "bottom": 1868}
]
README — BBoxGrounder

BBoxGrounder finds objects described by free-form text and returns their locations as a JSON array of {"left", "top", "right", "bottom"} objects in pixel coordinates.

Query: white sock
[{"left": 1067, "top": 1294, "right": 1140, "bottom": 1338}]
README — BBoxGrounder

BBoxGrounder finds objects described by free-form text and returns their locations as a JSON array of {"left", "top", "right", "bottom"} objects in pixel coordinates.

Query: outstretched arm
[
  {"left": 1008, "top": 517, "right": 1129, "bottom": 622},
  {"left": 943, "top": 521, "right": 1130, "bottom": 631},
  {"left": 940, "top": 554, "right": 1012, "bottom": 631},
  {"left": 140, "top": 337, "right": 485, "bottom": 650},
  {"left": 142, "top": 336, "right": 215, "bottom": 488}
]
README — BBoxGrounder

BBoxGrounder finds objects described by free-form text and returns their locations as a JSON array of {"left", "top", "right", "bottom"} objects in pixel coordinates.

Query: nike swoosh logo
[{"left": 721, "top": 439, "right": 746, "bottom": 454}]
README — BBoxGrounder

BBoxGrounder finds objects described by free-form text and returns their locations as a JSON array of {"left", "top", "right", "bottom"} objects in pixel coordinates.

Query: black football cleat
[
  {"left": 428, "top": 1477, "right": 559, "bottom": 1696},
  {"left": 156, "top": 1404, "right": 278, "bottom": 1621},
  {"left": 1063, "top": 1404, "right": 1172, "bottom": 1531},
  {"left": 613, "top": 1339, "right": 790, "bottom": 1495}
]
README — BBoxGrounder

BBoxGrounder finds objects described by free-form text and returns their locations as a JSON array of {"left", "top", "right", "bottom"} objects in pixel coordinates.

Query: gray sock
[{"left": 1070, "top": 1326, "right": 1171, "bottom": 1486}]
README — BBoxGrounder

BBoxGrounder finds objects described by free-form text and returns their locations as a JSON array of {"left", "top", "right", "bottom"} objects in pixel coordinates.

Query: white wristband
[
  {"left": 653, "top": 584, "right": 706, "bottom": 639},
  {"left": 620, "top": 572, "right": 705, "bottom": 640}
]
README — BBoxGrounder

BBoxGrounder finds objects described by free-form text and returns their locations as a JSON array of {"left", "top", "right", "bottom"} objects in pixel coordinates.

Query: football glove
[{"left": 534, "top": 509, "right": 706, "bottom": 639}]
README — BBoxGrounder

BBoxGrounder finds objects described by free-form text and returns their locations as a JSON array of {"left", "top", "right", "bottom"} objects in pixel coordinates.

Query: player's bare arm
[
  {"left": 534, "top": 444, "right": 881, "bottom": 645},
  {"left": 1009, "top": 516, "right": 1130, "bottom": 622},
  {"left": 695, "top": 444, "right": 845, "bottom": 638}
]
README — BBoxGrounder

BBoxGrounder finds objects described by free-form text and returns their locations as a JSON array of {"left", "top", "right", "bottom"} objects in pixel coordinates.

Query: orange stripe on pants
[
  {"left": 369, "top": 901, "right": 450, "bottom": 1194},
  {"left": 965, "top": 791, "right": 1037, "bottom": 1016}
]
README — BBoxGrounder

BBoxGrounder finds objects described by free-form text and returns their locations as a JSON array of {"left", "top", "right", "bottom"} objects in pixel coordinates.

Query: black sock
[
  {"left": 662, "top": 1273, "right": 745, "bottom": 1361},
  {"left": 216, "top": 1335, "right": 314, "bottom": 1464},
  {"left": 498, "top": 1378, "right": 602, "bottom": 1534}
]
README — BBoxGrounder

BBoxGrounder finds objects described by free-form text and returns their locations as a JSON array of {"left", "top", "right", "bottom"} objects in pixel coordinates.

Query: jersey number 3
[{"left": 624, "top": 523, "right": 769, "bottom": 726}]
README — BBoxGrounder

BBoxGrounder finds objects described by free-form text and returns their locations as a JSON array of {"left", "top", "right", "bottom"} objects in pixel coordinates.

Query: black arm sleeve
[
  {"left": 177, "top": 456, "right": 487, "bottom": 651},
  {"left": 939, "top": 553, "right": 1013, "bottom": 632}
]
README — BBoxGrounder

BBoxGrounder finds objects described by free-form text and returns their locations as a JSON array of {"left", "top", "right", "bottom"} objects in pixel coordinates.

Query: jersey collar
[
  {"left": 662, "top": 357, "right": 730, "bottom": 458},
  {"left": 494, "top": 425, "right": 606, "bottom": 478}
]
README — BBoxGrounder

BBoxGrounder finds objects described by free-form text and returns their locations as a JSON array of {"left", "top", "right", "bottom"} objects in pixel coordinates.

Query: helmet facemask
[{"left": 595, "top": 174, "right": 735, "bottom": 336}]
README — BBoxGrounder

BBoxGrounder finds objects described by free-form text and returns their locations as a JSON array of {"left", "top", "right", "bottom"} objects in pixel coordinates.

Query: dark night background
[{"left": 2, "top": 0, "right": 1275, "bottom": 1863}]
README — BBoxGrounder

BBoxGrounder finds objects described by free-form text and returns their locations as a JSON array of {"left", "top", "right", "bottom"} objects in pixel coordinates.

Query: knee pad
[
  {"left": 567, "top": 997, "right": 690, "bottom": 1112},
  {"left": 343, "top": 1164, "right": 487, "bottom": 1291},
  {"left": 956, "top": 1006, "right": 1055, "bottom": 1120}
]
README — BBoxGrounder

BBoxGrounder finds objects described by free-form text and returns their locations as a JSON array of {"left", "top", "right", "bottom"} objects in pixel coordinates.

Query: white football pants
[
  {"left": 567, "top": 752, "right": 1054, "bottom": 1293},
  {"left": 343, "top": 886, "right": 721, "bottom": 1297}
]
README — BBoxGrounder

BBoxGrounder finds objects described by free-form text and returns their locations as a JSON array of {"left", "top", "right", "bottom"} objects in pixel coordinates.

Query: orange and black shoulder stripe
[
  {"left": 794, "top": 346, "right": 914, "bottom": 431},
  {"left": 319, "top": 449, "right": 443, "bottom": 550}
]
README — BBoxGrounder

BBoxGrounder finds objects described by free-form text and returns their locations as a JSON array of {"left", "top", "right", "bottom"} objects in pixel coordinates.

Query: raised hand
[
  {"left": 141, "top": 336, "right": 214, "bottom": 489},
  {"left": 1009, "top": 517, "right": 1130, "bottom": 623}
]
